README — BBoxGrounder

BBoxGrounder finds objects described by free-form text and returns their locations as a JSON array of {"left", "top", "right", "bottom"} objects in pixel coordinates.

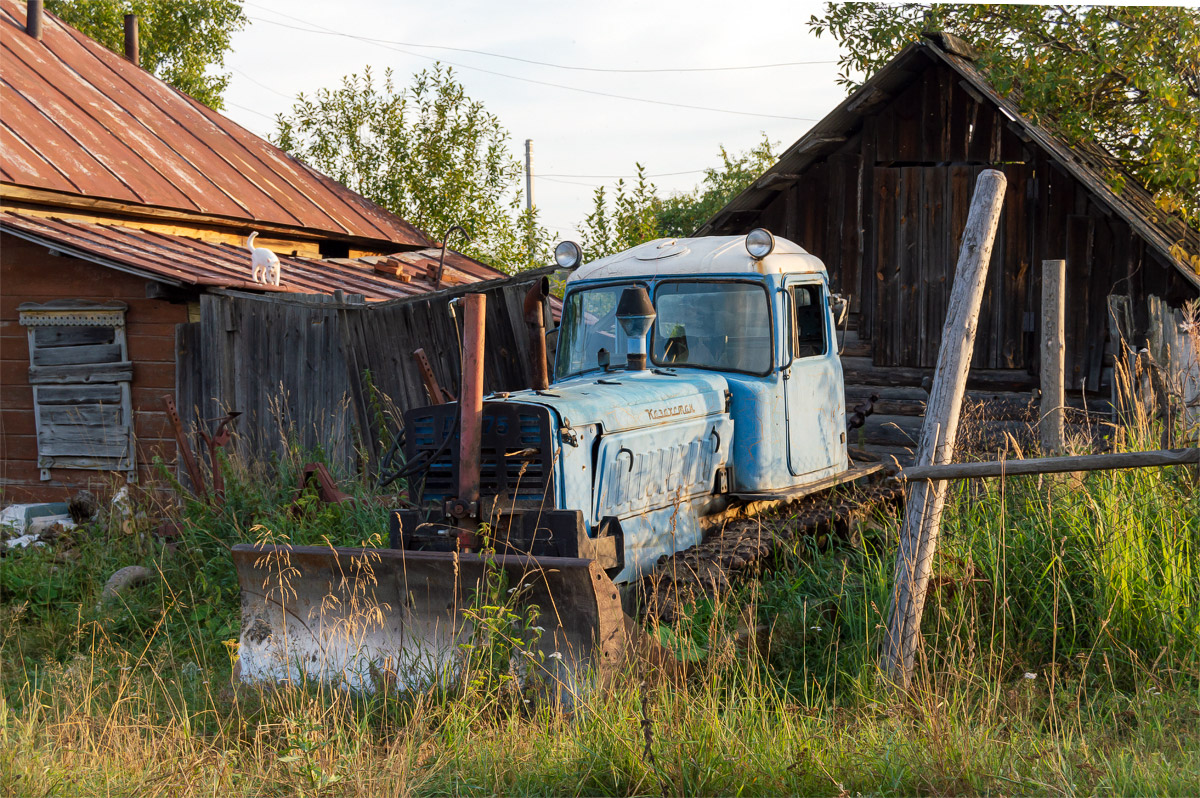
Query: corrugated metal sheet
[
  {"left": 699, "top": 39, "right": 1199, "bottom": 289},
  {"left": 0, "top": 0, "right": 428, "bottom": 248},
  {"left": 0, "top": 212, "right": 503, "bottom": 301}
]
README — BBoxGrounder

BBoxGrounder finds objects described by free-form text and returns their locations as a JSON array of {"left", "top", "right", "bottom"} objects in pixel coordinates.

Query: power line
[
  {"left": 223, "top": 68, "right": 753, "bottom": 189},
  {"left": 227, "top": 100, "right": 276, "bottom": 121},
  {"left": 244, "top": 4, "right": 832, "bottom": 75},
  {"left": 244, "top": 9, "right": 819, "bottom": 123},
  {"left": 537, "top": 176, "right": 607, "bottom": 187},
  {"left": 232, "top": 66, "right": 294, "bottom": 100},
  {"left": 539, "top": 169, "right": 706, "bottom": 179}
]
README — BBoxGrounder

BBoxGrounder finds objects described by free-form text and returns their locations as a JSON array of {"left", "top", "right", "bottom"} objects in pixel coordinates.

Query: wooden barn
[
  {"left": 0, "top": 1, "right": 505, "bottom": 502},
  {"left": 699, "top": 34, "right": 1200, "bottom": 460}
]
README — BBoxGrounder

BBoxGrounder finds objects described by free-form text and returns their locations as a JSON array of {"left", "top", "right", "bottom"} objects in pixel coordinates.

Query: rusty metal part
[
  {"left": 296, "top": 462, "right": 354, "bottom": 505},
  {"left": 161, "top": 395, "right": 208, "bottom": 500},
  {"left": 123, "top": 14, "right": 138, "bottom": 65},
  {"left": 457, "top": 293, "right": 487, "bottom": 536},
  {"left": 413, "top": 348, "right": 451, "bottom": 405},
  {"left": 641, "top": 479, "right": 903, "bottom": 623},
  {"left": 847, "top": 392, "right": 880, "bottom": 431},
  {"left": 0, "top": 213, "right": 501, "bottom": 299},
  {"left": 232, "top": 545, "right": 628, "bottom": 703},
  {"left": 198, "top": 411, "right": 240, "bottom": 501},
  {"left": 434, "top": 225, "right": 472, "bottom": 289},
  {"left": 524, "top": 276, "right": 551, "bottom": 390},
  {"left": 25, "top": 0, "right": 40, "bottom": 39},
  {"left": 0, "top": 1, "right": 427, "bottom": 246}
]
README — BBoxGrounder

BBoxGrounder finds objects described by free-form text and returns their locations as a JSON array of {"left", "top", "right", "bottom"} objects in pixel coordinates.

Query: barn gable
[{"left": 700, "top": 36, "right": 1198, "bottom": 395}]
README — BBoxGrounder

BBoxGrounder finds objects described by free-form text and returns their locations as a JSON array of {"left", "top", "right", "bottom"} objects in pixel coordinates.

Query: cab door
[{"left": 783, "top": 276, "right": 846, "bottom": 478}]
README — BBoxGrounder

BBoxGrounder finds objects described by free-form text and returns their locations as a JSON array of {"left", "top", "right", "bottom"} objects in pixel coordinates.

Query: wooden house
[
  {"left": 0, "top": 1, "right": 502, "bottom": 501},
  {"left": 698, "top": 33, "right": 1200, "bottom": 459}
]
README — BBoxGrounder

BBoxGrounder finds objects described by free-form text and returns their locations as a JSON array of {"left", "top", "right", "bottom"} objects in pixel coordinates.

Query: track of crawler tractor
[{"left": 639, "top": 477, "right": 905, "bottom": 623}]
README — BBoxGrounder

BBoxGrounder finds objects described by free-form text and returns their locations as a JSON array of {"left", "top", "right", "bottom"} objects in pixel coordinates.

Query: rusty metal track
[{"left": 640, "top": 478, "right": 904, "bottom": 623}]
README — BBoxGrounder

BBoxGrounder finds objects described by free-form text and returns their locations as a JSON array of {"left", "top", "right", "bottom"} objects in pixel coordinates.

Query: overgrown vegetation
[
  {"left": 577, "top": 136, "right": 779, "bottom": 261},
  {"left": 2, "top": 414, "right": 1198, "bottom": 794},
  {"left": 274, "top": 64, "right": 556, "bottom": 273}
]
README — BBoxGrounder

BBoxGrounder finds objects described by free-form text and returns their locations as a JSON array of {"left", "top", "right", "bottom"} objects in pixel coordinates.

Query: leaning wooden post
[
  {"left": 882, "top": 169, "right": 1007, "bottom": 689},
  {"left": 1040, "top": 259, "right": 1066, "bottom": 453}
]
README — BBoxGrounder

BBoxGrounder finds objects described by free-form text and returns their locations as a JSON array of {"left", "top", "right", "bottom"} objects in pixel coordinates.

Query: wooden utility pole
[
  {"left": 1040, "top": 259, "right": 1066, "bottom": 453},
  {"left": 882, "top": 169, "right": 1008, "bottom": 689}
]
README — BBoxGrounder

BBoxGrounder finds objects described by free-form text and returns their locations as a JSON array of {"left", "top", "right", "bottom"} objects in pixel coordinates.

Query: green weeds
[{"left": 2, "top": 420, "right": 1199, "bottom": 795}]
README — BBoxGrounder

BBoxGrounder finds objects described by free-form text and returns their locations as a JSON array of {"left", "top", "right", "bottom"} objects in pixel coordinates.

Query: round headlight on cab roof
[
  {"left": 745, "top": 228, "right": 775, "bottom": 259},
  {"left": 554, "top": 240, "right": 583, "bottom": 269}
]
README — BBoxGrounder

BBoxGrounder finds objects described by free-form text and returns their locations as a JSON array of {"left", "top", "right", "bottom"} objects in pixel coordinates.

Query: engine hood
[{"left": 498, "top": 369, "right": 728, "bottom": 433}]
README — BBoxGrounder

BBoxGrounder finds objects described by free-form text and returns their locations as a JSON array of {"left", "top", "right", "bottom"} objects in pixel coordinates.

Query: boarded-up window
[{"left": 18, "top": 301, "right": 135, "bottom": 481}]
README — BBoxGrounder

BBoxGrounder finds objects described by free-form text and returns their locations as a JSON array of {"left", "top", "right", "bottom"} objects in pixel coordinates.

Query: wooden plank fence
[{"left": 174, "top": 272, "right": 550, "bottom": 476}]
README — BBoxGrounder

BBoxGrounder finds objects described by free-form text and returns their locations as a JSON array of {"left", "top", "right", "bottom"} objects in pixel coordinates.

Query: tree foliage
[
  {"left": 578, "top": 138, "right": 778, "bottom": 260},
  {"left": 658, "top": 135, "right": 777, "bottom": 238},
  {"left": 809, "top": 4, "right": 1200, "bottom": 227},
  {"left": 46, "top": 0, "right": 246, "bottom": 110},
  {"left": 578, "top": 166, "right": 661, "bottom": 262},
  {"left": 274, "top": 65, "right": 551, "bottom": 271}
]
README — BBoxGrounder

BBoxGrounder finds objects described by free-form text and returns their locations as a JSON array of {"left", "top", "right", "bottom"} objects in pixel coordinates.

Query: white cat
[{"left": 246, "top": 231, "right": 281, "bottom": 286}]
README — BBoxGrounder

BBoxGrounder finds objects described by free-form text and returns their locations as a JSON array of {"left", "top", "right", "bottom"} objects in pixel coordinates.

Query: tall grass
[{"left": 2, "top": 390, "right": 1199, "bottom": 795}]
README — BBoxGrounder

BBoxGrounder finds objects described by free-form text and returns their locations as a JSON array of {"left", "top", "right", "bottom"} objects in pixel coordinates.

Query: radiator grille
[{"left": 404, "top": 402, "right": 555, "bottom": 503}]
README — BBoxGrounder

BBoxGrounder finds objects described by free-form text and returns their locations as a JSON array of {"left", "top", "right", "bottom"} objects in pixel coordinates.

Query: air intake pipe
[{"left": 615, "top": 286, "right": 656, "bottom": 370}]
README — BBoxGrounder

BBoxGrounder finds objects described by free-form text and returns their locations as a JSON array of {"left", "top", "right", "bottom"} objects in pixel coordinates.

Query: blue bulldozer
[{"left": 232, "top": 229, "right": 879, "bottom": 696}]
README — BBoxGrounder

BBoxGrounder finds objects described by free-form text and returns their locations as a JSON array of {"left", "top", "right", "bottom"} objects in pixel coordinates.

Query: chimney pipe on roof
[
  {"left": 124, "top": 14, "right": 140, "bottom": 66},
  {"left": 27, "top": 0, "right": 43, "bottom": 41}
]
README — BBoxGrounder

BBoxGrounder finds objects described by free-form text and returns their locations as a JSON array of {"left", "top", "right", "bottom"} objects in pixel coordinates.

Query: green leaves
[
  {"left": 274, "top": 65, "right": 553, "bottom": 272},
  {"left": 809, "top": 4, "right": 1200, "bottom": 229},
  {"left": 46, "top": 0, "right": 246, "bottom": 110},
  {"left": 578, "top": 136, "right": 778, "bottom": 260}
]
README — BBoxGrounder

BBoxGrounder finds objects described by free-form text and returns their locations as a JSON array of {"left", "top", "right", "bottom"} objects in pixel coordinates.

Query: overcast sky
[{"left": 222, "top": 0, "right": 850, "bottom": 241}]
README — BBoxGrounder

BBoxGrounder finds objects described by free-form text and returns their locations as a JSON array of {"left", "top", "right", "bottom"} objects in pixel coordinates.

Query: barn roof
[
  {"left": 699, "top": 36, "right": 1199, "bottom": 291},
  {"left": 0, "top": 212, "right": 501, "bottom": 301},
  {"left": 0, "top": 0, "right": 429, "bottom": 249}
]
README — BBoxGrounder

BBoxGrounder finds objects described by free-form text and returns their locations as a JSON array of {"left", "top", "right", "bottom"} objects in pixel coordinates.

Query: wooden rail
[{"left": 899, "top": 448, "right": 1200, "bottom": 481}]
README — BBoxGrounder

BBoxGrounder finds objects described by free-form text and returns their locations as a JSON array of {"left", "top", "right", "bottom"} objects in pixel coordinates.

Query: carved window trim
[{"left": 18, "top": 301, "right": 135, "bottom": 481}]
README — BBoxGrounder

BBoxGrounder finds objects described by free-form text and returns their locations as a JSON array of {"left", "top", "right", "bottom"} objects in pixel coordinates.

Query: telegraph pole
[
  {"left": 524, "top": 139, "right": 535, "bottom": 213},
  {"left": 524, "top": 139, "right": 535, "bottom": 261}
]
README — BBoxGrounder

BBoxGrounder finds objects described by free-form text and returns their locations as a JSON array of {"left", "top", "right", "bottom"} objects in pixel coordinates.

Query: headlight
[
  {"left": 745, "top": 228, "right": 775, "bottom": 259},
  {"left": 554, "top": 240, "right": 583, "bottom": 269}
]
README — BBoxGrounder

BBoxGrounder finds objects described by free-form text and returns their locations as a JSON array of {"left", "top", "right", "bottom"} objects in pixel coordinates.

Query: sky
[{"left": 222, "top": 0, "right": 851, "bottom": 241}]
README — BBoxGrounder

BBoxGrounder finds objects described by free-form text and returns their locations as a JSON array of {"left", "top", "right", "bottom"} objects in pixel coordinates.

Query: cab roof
[{"left": 568, "top": 234, "right": 827, "bottom": 284}]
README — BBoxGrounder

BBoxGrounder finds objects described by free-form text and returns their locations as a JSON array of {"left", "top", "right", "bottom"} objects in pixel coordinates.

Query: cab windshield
[
  {"left": 555, "top": 280, "right": 773, "bottom": 378},
  {"left": 651, "top": 281, "right": 772, "bottom": 375},
  {"left": 555, "top": 283, "right": 637, "bottom": 378}
]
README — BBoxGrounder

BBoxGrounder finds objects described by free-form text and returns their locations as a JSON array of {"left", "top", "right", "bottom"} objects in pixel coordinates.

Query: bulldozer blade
[{"left": 231, "top": 544, "right": 627, "bottom": 702}]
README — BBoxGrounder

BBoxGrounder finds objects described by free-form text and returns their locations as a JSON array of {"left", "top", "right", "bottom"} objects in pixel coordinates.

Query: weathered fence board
[{"left": 175, "top": 273, "right": 548, "bottom": 476}]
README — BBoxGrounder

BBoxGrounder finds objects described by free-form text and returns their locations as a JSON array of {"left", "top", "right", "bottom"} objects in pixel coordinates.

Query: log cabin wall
[
  {"left": 751, "top": 54, "right": 1197, "bottom": 396},
  {"left": 1, "top": 233, "right": 184, "bottom": 501}
]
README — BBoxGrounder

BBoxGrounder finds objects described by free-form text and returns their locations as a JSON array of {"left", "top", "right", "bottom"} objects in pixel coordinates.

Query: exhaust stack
[
  {"left": 26, "top": 0, "right": 43, "bottom": 41},
  {"left": 124, "top": 14, "right": 140, "bottom": 65}
]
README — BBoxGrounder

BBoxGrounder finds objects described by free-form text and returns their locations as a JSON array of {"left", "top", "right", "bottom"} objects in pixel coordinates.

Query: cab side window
[{"left": 791, "top": 284, "right": 827, "bottom": 358}]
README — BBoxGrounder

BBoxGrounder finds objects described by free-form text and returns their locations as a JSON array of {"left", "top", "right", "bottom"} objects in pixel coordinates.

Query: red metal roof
[
  {"left": 0, "top": 212, "right": 503, "bottom": 301},
  {"left": 0, "top": 0, "right": 429, "bottom": 248}
]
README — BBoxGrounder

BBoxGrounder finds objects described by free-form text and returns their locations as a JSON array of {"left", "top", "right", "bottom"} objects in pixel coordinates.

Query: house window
[
  {"left": 18, "top": 301, "right": 135, "bottom": 481},
  {"left": 791, "top": 284, "right": 828, "bottom": 359}
]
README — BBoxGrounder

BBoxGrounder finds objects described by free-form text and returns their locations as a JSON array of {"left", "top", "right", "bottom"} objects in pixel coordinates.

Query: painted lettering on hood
[{"left": 645, "top": 403, "right": 695, "bottom": 421}]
